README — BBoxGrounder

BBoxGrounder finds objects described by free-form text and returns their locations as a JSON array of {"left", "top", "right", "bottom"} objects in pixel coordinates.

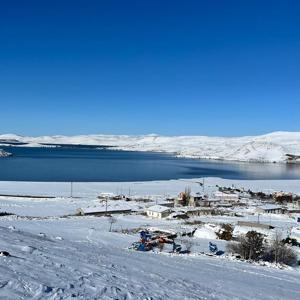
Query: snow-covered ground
[
  {"left": 1, "top": 131, "right": 300, "bottom": 163},
  {"left": 0, "top": 178, "right": 300, "bottom": 299}
]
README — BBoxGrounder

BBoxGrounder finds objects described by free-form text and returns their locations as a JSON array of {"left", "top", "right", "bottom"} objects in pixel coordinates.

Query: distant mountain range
[{"left": 1, "top": 131, "right": 300, "bottom": 163}]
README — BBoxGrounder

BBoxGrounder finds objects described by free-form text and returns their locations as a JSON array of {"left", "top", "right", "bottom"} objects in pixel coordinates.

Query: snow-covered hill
[
  {"left": 0, "top": 178, "right": 300, "bottom": 299},
  {"left": 1, "top": 131, "right": 300, "bottom": 163},
  {"left": 1, "top": 224, "right": 299, "bottom": 300}
]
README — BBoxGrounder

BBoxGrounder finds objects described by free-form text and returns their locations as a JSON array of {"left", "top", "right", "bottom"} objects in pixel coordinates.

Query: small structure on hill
[{"left": 146, "top": 205, "right": 171, "bottom": 219}]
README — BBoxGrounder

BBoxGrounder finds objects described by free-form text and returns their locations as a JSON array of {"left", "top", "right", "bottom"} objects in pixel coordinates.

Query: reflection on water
[{"left": 0, "top": 146, "right": 299, "bottom": 182}]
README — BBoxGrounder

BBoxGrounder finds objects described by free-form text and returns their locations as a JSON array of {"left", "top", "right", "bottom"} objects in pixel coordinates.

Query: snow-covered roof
[
  {"left": 78, "top": 205, "right": 131, "bottom": 214},
  {"left": 214, "top": 191, "right": 239, "bottom": 198},
  {"left": 146, "top": 205, "right": 170, "bottom": 213},
  {"left": 190, "top": 193, "right": 202, "bottom": 197}
]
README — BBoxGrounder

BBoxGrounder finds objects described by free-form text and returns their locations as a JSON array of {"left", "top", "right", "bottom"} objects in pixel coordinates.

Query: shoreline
[{"left": 1, "top": 131, "right": 300, "bottom": 163}]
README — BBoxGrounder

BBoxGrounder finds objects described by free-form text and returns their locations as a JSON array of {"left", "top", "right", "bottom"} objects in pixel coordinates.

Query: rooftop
[{"left": 146, "top": 205, "right": 171, "bottom": 213}]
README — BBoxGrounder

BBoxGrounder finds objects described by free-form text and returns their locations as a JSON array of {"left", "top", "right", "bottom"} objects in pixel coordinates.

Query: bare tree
[
  {"left": 227, "top": 231, "right": 265, "bottom": 260},
  {"left": 181, "top": 186, "right": 191, "bottom": 206},
  {"left": 227, "top": 231, "right": 298, "bottom": 266},
  {"left": 263, "top": 232, "right": 297, "bottom": 266}
]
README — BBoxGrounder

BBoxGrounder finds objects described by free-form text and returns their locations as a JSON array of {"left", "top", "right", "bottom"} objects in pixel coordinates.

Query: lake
[{"left": 0, "top": 146, "right": 299, "bottom": 182}]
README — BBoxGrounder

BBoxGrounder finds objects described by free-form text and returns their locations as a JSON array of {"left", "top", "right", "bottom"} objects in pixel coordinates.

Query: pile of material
[{"left": 129, "top": 230, "right": 189, "bottom": 254}]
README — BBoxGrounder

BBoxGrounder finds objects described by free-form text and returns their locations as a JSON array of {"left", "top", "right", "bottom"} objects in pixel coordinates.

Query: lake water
[{"left": 0, "top": 146, "right": 299, "bottom": 182}]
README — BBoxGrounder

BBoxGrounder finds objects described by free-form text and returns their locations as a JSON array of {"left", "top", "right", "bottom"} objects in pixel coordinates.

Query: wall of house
[{"left": 146, "top": 211, "right": 162, "bottom": 218}]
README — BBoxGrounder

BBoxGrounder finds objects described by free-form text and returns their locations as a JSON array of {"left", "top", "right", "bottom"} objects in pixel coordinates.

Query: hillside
[{"left": 1, "top": 131, "right": 300, "bottom": 163}]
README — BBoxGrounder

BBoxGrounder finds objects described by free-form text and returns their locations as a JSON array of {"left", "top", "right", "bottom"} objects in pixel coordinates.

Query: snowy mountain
[{"left": 1, "top": 131, "right": 300, "bottom": 163}]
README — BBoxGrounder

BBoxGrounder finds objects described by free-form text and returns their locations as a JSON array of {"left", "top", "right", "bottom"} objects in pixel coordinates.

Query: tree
[
  {"left": 216, "top": 224, "right": 233, "bottom": 241},
  {"left": 227, "top": 231, "right": 298, "bottom": 266},
  {"left": 263, "top": 233, "right": 297, "bottom": 266},
  {"left": 227, "top": 231, "right": 265, "bottom": 260},
  {"left": 182, "top": 186, "right": 191, "bottom": 206}
]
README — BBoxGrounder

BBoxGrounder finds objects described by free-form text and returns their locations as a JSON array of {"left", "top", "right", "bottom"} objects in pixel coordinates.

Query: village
[
  {"left": 0, "top": 178, "right": 300, "bottom": 299},
  {"left": 72, "top": 180, "right": 300, "bottom": 265}
]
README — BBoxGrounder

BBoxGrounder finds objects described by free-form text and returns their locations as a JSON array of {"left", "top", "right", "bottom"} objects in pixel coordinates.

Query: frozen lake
[{"left": 0, "top": 146, "right": 300, "bottom": 182}]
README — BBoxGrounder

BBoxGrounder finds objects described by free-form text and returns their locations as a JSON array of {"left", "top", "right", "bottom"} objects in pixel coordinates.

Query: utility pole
[
  {"left": 70, "top": 182, "right": 73, "bottom": 198},
  {"left": 105, "top": 196, "right": 108, "bottom": 216}
]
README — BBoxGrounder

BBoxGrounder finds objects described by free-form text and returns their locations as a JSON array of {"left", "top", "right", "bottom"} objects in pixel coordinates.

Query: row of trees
[{"left": 227, "top": 231, "right": 298, "bottom": 266}]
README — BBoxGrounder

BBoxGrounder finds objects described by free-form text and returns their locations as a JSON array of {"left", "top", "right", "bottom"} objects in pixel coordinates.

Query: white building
[
  {"left": 256, "top": 205, "right": 283, "bottom": 214},
  {"left": 214, "top": 191, "right": 239, "bottom": 202},
  {"left": 146, "top": 205, "right": 171, "bottom": 219}
]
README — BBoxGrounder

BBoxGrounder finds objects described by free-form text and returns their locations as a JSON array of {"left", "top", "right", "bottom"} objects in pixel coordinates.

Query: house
[
  {"left": 237, "top": 221, "right": 275, "bottom": 230},
  {"left": 146, "top": 205, "right": 171, "bottom": 219},
  {"left": 214, "top": 191, "right": 239, "bottom": 202},
  {"left": 198, "top": 198, "right": 221, "bottom": 207},
  {"left": 186, "top": 207, "right": 220, "bottom": 216},
  {"left": 256, "top": 205, "right": 284, "bottom": 214},
  {"left": 188, "top": 194, "right": 202, "bottom": 207}
]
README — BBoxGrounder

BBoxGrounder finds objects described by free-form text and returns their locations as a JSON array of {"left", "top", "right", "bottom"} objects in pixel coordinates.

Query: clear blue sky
[{"left": 0, "top": 1, "right": 299, "bottom": 136}]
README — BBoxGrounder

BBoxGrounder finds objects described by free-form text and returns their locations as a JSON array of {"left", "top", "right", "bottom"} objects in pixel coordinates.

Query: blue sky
[{"left": 0, "top": 0, "right": 299, "bottom": 136}]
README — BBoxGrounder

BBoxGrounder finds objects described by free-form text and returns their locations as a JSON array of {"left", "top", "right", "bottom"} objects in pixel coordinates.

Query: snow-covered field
[
  {"left": 1, "top": 131, "right": 300, "bottom": 163},
  {"left": 0, "top": 178, "right": 300, "bottom": 299}
]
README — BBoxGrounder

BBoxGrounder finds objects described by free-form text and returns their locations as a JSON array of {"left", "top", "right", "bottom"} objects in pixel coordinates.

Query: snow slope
[
  {"left": 1, "top": 178, "right": 300, "bottom": 299},
  {"left": 1, "top": 223, "right": 300, "bottom": 300},
  {"left": 1, "top": 131, "right": 300, "bottom": 163}
]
